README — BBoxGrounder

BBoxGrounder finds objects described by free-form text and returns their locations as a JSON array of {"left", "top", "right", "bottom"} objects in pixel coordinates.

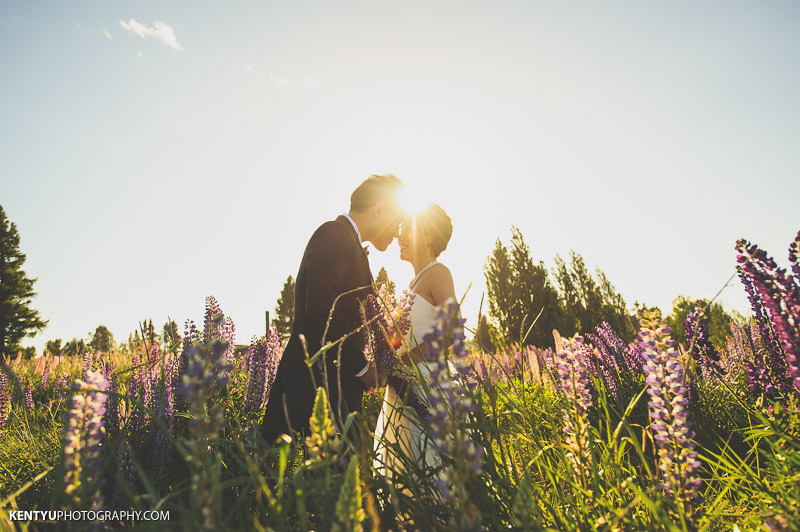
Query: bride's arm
[{"left": 395, "top": 264, "right": 458, "bottom": 367}]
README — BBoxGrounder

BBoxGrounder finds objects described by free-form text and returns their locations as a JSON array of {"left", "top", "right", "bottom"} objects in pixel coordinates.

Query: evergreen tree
[
  {"left": 474, "top": 314, "right": 496, "bottom": 353},
  {"left": 375, "top": 267, "right": 394, "bottom": 292},
  {"left": 554, "top": 251, "right": 636, "bottom": 342},
  {"left": 89, "top": 325, "right": 115, "bottom": 354},
  {"left": 141, "top": 319, "right": 158, "bottom": 348},
  {"left": 0, "top": 205, "right": 47, "bottom": 355},
  {"left": 553, "top": 252, "right": 602, "bottom": 336},
  {"left": 485, "top": 227, "right": 562, "bottom": 348},
  {"left": 125, "top": 330, "right": 143, "bottom": 356},
  {"left": 272, "top": 275, "right": 295, "bottom": 341},
  {"left": 162, "top": 319, "right": 180, "bottom": 349},
  {"left": 45, "top": 338, "right": 63, "bottom": 356},
  {"left": 595, "top": 269, "right": 637, "bottom": 342},
  {"left": 63, "top": 337, "right": 88, "bottom": 357}
]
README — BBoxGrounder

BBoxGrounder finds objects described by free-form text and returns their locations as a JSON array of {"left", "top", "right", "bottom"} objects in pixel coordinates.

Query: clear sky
[{"left": 2, "top": 1, "right": 799, "bottom": 352}]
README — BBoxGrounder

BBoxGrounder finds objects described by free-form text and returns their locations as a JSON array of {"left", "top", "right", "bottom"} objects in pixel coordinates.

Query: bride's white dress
[{"left": 373, "top": 293, "right": 440, "bottom": 480}]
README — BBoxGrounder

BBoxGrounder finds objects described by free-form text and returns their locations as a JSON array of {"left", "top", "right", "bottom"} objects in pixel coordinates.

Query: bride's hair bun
[{"left": 417, "top": 203, "right": 453, "bottom": 257}]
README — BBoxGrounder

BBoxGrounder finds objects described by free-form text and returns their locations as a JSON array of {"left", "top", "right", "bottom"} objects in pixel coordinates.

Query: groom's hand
[{"left": 358, "top": 362, "right": 380, "bottom": 392}]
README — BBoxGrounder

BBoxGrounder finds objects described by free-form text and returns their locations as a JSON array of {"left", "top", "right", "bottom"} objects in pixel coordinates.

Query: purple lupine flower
[
  {"left": 245, "top": 335, "right": 268, "bottom": 414},
  {"left": 725, "top": 323, "right": 750, "bottom": 378},
  {"left": 245, "top": 328, "right": 282, "bottom": 415},
  {"left": 595, "top": 322, "right": 642, "bottom": 374},
  {"left": 63, "top": 369, "right": 109, "bottom": 511},
  {"left": 127, "top": 354, "right": 144, "bottom": 432},
  {"left": 788, "top": 230, "right": 800, "bottom": 287},
  {"left": 58, "top": 372, "right": 71, "bottom": 401},
  {"left": 640, "top": 311, "right": 702, "bottom": 519},
  {"left": 361, "top": 291, "right": 427, "bottom": 417},
  {"left": 105, "top": 363, "right": 119, "bottom": 433},
  {"left": 117, "top": 439, "right": 137, "bottom": 498},
  {"left": 179, "top": 327, "right": 232, "bottom": 436},
  {"left": 24, "top": 382, "right": 34, "bottom": 410},
  {"left": 141, "top": 350, "right": 154, "bottom": 428},
  {"left": 0, "top": 372, "right": 9, "bottom": 437},
  {"left": 173, "top": 320, "right": 198, "bottom": 402},
  {"left": 737, "top": 235, "right": 800, "bottom": 392},
  {"left": 153, "top": 368, "right": 176, "bottom": 471},
  {"left": 39, "top": 363, "right": 50, "bottom": 393},
  {"left": 684, "top": 310, "right": 721, "bottom": 365},
  {"left": 421, "top": 299, "right": 483, "bottom": 529},
  {"left": 474, "top": 358, "right": 489, "bottom": 382},
  {"left": 265, "top": 329, "right": 281, "bottom": 399},
  {"left": 203, "top": 296, "right": 223, "bottom": 344},
  {"left": 596, "top": 348, "right": 620, "bottom": 401},
  {"left": 81, "top": 352, "right": 92, "bottom": 381},
  {"left": 503, "top": 352, "right": 515, "bottom": 380},
  {"left": 553, "top": 331, "right": 593, "bottom": 477},
  {"left": 221, "top": 317, "right": 236, "bottom": 364}
]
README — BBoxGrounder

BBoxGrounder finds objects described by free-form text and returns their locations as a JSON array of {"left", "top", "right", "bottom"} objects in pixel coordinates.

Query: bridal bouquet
[{"left": 361, "top": 285, "right": 430, "bottom": 418}]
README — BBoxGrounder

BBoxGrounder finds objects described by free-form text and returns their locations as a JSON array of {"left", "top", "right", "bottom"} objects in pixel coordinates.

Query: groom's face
[{"left": 370, "top": 202, "right": 403, "bottom": 252}]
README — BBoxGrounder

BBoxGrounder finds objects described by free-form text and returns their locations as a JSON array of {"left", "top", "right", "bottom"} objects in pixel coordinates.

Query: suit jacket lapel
[{"left": 335, "top": 215, "right": 373, "bottom": 287}]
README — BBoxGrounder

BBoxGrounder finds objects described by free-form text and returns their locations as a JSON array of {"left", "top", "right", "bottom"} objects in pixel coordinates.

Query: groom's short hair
[{"left": 350, "top": 174, "right": 403, "bottom": 213}]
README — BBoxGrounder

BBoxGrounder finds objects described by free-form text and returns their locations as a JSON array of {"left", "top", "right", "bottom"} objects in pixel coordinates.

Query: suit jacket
[{"left": 261, "top": 215, "right": 373, "bottom": 444}]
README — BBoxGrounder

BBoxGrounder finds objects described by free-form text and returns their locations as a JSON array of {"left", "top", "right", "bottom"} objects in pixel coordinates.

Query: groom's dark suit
[{"left": 261, "top": 215, "right": 374, "bottom": 444}]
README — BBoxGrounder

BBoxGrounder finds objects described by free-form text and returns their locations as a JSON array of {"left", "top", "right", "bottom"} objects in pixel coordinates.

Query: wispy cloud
[
  {"left": 102, "top": 29, "right": 112, "bottom": 40},
  {"left": 269, "top": 73, "right": 291, "bottom": 87},
  {"left": 119, "top": 19, "right": 184, "bottom": 52},
  {"left": 245, "top": 64, "right": 255, "bottom": 73}
]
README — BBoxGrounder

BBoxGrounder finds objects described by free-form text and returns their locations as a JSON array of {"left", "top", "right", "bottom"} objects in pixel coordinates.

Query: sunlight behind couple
[{"left": 397, "top": 186, "right": 429, "bottom": 217}]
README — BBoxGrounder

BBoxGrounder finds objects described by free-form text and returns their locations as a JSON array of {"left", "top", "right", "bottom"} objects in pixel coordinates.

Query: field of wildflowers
[{"left": 1, "top": 231, "right": 799, "bottom": 531}]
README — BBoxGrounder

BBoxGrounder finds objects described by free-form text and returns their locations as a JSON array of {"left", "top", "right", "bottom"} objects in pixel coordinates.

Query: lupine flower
[
  {"left": 593, "top": 321, "right": 643, "bottom": 374},
  {"left": 39, "top": 363, "right": 50, "bottom": 393},
  {"left": 203, "top": 296, "right": 223, "bottom": 344},
  {"left": 640, "top": 310, "right": 702, "bottom": 521},
  {"left": 58, "top": 372, "right": 70, "bottom": 401},
  {"left": 789, "top": 231, "right": 800, "bottom": 279},
  {"left": 116, "top": 439, "right": 137, "bottom": 499},
  {"left": 684, "top": 310, "right": 721, "bottom": 365},
  {"left": 737, "top": 234, "right": 800, "bottom": 392},
  {"left": 474, "top": 358, "right": 489, "bottom": 382},
  {"left": 153, "top": 368, "right": 176, "bottom": 471},
  {"left": 724, "top": 323, "right": 750, "bottom": 378},
  {"left": 553, "top": 331, "right": 593, "bottom": 478},
  {"left": 361, "top": 291, "right": 426, "bottom": 417},
  {"left": 244, "top": 331, "right": 281, "bottom": 415},
  {"left": 104, "top": 363, "right": 120, "bottom": 433},
  {"left": 63, "top": 369, "right": 109, "bottom": 512},
  {"left": 81, "top": 352, "right": 92, "bottom": 381},
  {"left": 24, "top": 382, "right": 34, "bottom": 410},
  {"left": 0, "top": 372, "right": 9, "bottom": 437},
  {"left": 333, "top": 457, "right": 365, "bottom": 532},
  {"left": 244, "top": 336, "right": 266, "bottom": 415},
  {"left": 179, "top": 331, "right": 231, "bottom": 437},
  {"left": 305, "top": 387, "right": 339, "bottom": 462},
  {"left": 174, "top": 320, "right": 199, "bottom": 401},
  {"left": 421, "top": 299, "right": 483, "bottom": 529},
  {"left": 221, "top": 317, "right": 236, "bottom": 364}
]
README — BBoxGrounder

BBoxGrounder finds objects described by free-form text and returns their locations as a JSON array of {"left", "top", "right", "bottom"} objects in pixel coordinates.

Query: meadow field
[{"left": 1, "top": 232, "right": 799, "bottom": 531}]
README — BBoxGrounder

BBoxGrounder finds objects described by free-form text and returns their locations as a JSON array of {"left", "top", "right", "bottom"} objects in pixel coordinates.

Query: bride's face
[{"left": 398, "top": 218, "right": 430, "bottom": 263}]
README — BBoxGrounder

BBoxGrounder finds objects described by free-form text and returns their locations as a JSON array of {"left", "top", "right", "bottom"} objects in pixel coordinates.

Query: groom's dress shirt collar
[{"left": 342, "top": 213, "right": 362, "bottom": 243}]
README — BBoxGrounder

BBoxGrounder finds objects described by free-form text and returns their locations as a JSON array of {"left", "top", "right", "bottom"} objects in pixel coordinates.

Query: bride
[{"left": 373, "top": 202, "right": 456, "bottom": 483}]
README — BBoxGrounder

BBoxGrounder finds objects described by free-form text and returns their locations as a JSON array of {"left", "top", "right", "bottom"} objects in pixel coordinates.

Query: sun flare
[{"left": 398, "top": 186, "right": 428, "bottom": 216}]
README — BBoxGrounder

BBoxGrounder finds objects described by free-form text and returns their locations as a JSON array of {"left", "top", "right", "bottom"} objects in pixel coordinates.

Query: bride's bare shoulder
[
  {"left": 426, "top": 263, "right": 456, "bottom": 305},
  {"left": 429, "top": 262, "right": 452, "bottom": 279}
]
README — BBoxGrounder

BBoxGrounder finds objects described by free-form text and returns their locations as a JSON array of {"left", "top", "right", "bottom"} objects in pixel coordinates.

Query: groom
[{"left": 261, "top": 174, "right": 404, "bottom": 444}]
